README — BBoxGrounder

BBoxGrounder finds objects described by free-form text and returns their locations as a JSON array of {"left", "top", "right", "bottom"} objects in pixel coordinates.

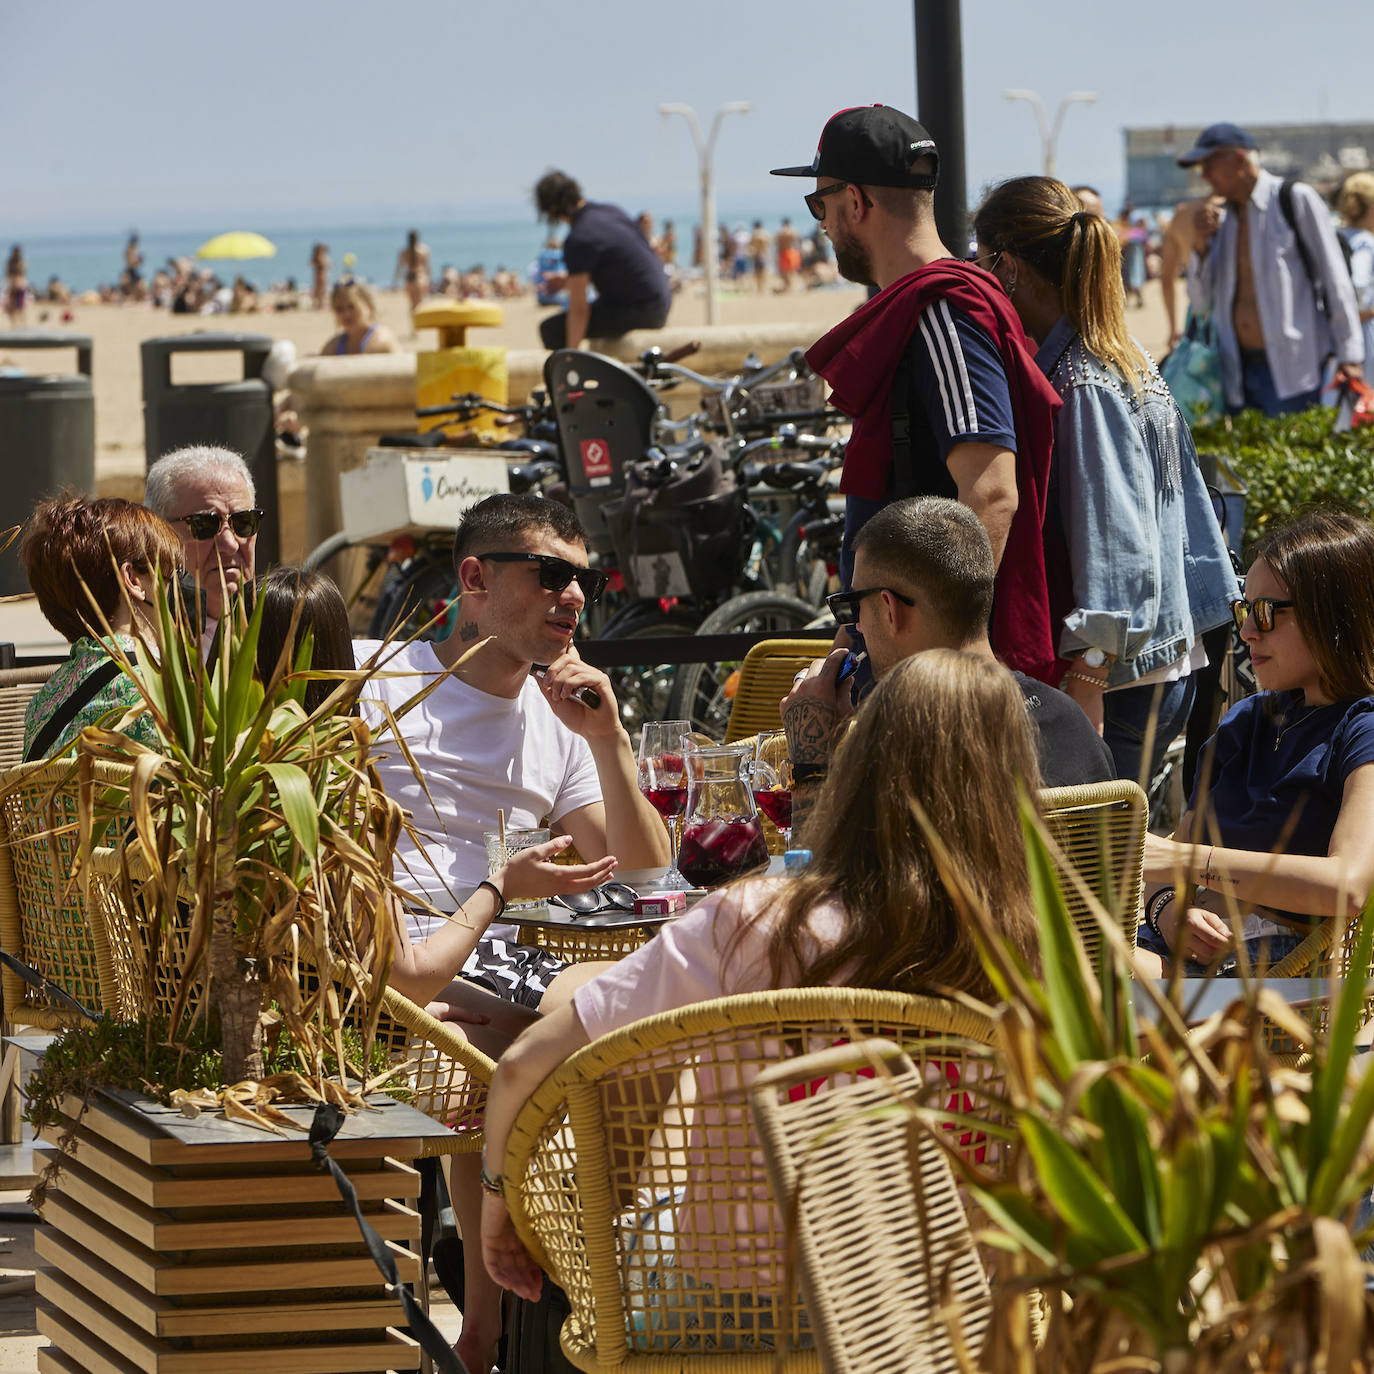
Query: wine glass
[
  {"left": 752, "top": 731, "right": 794, "bottom": 851},
  {"left": 638, "top": 719, "right": 691, "bottom": 890}
]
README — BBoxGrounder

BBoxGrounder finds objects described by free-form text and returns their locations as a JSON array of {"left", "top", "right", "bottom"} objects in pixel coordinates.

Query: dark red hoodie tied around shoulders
[{"left": 806, "top": 258, "right": 1068, "bottom": 686}]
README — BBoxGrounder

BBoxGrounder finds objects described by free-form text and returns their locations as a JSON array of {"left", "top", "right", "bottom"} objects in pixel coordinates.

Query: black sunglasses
[
  {"left": 547, "top": 881, "right": 639, "bottom": 917},
  {"left": 176, "top": 508, "right": 264, "bottom": 541},
  {"left": 1231, "top": 596, "right": 1294, "bottom": 633},
  {"left": 803, "top": 182, "right": 872, "bottom": 222},
  {"left": 479, "top": 552, "right": 609, "bottom": 604},
  {"left": 826, "top": 585, "right": 916, "bottom": 626}
]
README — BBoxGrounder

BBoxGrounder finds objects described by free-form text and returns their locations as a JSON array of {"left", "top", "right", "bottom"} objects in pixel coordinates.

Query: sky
[{"left": 6, "top": 0, "right": 1370, "bottom": 235}]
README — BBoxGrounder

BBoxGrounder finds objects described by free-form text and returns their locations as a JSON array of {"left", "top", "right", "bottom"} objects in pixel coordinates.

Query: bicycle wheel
[
  {"left": 593, "top": 604, "right": 702, "bottom": 743},
  {"left": 368, "top": 556, "right": 459, "bottom": 642},
  {"left": 665, "top": 590, "right": 817, "bottom": 740},
  {"left": 777, "top": 507, "right": 843, "bottom": 608}
]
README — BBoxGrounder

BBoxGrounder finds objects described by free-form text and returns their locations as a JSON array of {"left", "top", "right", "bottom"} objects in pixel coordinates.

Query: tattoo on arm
[
  {"left": 782, "top": 699, "right": 839, "bottom": 768},
  {"left": 459, "top": 621, "right": 479, "bottom": 642}
]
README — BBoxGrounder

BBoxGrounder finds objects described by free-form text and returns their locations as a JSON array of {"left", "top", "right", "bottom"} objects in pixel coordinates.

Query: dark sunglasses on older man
[
  {"left": 479, "top": 551, "right": 609, "bottom": 604},
  {"left": 1231, "top": 596, "right": 1294, "bottom": 633},
  {"left": 176, "top": 508, "right": 265, "bottom": 541}
]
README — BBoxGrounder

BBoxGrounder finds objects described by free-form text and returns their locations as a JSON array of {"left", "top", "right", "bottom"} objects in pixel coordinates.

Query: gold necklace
[{"left": 1274, "top": 703, "right": 1322, "bottom": 750}]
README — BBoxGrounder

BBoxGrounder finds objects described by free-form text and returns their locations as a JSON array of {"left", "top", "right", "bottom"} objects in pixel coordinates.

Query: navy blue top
[
  {"left": 562, "top": 202, "right": 671, "bottom": 314},
  {"left": 840, "top": 304, "right": 1016, "bottom": 587},
  {"left": 1190, "top": 691, "right": 1374, "bottom": 859}
]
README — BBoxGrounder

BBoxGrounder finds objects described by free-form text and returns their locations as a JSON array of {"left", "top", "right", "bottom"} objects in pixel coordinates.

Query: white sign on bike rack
[{"left": 340, "top": 448, "right": 512, "bottom": 541}]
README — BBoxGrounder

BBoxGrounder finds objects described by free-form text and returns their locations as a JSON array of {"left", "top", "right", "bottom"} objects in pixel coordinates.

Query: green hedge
[{"left": 1190, "top": 407, "right": 1374, "bottom": 556}]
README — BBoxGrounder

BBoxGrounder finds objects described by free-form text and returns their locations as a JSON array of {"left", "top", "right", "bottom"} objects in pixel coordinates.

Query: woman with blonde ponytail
[{"left": 972, "top": 176, "right": 1239, "bottom": 786}]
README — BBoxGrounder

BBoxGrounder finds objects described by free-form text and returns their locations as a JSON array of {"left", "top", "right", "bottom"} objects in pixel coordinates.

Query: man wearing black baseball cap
[
  {"left": 1177, "top": 121, "right": 1363, "bottom": 416},
  {"left": 772, "top": 105, "right": 1067, "bottom": 689}
]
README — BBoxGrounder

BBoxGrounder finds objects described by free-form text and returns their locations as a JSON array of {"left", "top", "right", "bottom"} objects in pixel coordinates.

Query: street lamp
[
  {"left": 1004, "top": 89, "right": 1098, "bottom": 179},
  {"left": 658, "top": 100, "right": 752, "bottom": 325}
]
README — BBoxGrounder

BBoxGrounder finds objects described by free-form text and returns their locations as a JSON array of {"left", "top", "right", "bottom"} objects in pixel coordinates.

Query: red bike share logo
[{"left": 579, "top": 438, "right": 613, "bottom": 482}]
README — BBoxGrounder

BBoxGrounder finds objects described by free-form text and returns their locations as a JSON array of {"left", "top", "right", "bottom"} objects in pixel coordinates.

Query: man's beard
[{"left": 831, "top": 225, "right": 874, "bottom": 287}]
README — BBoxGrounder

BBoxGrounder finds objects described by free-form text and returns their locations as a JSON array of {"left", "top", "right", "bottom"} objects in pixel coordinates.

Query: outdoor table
[{"left": 504, "top": 858, "right": 788, "bottom": 962}]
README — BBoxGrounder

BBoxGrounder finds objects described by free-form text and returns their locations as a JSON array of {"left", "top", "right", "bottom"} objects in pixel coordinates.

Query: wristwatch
[{"left": 1081, "top": 647, "right": 1108, "bottom": 668}]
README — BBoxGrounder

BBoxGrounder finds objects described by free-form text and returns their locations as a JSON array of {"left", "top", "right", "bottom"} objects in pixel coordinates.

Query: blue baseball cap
[{"left": 1176, "top": 123, "right": 1256, "bottom": 167}]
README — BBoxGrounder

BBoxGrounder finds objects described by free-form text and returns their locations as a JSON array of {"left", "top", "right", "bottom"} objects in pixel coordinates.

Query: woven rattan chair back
[
  {"left": 749, "top": 1039, "right": 992, "bottom": 1374},
  {"left": 0, "top": 758, "right": 130, "bottom": 1029},
  {"left": 724, "top": 639, "right": 825, "bottom": 744},
  {"left": 502, "top": 987, "right": 1000, "bottom": 1373},
  {"left": 1040, "top": 780, "right": 1147, "bottom": 958},
  {"left": 0, "top": 665, "right": 58, "bottom": 770}
]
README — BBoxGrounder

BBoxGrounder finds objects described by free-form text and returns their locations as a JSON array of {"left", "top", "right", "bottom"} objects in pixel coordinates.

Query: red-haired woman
[{"left": 20, "top": 495, "right": 182, "bottom": 759}]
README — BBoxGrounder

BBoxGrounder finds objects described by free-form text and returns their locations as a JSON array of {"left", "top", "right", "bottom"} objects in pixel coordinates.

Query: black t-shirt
[
  {"left": 562, "top": 202, "right": 671, "bottom": 314},
  {"left": 1013, "top": 671, "right": 1117, "bottom": 788}
]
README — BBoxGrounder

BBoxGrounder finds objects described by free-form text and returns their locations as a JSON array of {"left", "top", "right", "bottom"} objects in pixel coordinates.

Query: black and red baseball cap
[{"left": 770, "top": 105, "right": 939, "bottom": 189}]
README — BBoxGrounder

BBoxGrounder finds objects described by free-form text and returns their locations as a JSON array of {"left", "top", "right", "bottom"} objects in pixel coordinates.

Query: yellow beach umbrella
[{"left": 195, "top": 231, "right": 277, "bottom": 260}]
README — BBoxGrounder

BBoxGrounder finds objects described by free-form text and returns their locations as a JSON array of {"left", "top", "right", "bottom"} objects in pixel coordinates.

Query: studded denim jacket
[{"left": 1036, "top": 318, "right": 1239, "bottom": 685}]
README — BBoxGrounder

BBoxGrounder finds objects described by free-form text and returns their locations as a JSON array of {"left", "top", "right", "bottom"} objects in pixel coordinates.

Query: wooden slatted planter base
[{"left": 34, "top": 1087, "right": 452, "bottom": 1374}]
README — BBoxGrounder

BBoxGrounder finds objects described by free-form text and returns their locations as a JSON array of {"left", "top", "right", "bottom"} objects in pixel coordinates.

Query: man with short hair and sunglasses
[
  {"left": 144, "top": 445, "right": 263, "bottom": 643},
  {"left": 772, "top": 105, "right": 1066, "bottom": 686},
  {"left": 357, "top": 493, "right": 669, "bottom": 1012},
  {"left": 781, "top": 497, "right": 1114, "bottom": 840}
]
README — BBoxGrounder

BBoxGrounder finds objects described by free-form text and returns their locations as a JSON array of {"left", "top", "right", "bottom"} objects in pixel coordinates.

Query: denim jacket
[{"left": 1036, "top": 318, "right": 1239, "bottom": 685}]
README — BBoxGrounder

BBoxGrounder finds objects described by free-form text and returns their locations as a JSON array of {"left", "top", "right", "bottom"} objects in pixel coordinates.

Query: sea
[{"left": 8, "top": 198, "right": 811, "bottom": 295}]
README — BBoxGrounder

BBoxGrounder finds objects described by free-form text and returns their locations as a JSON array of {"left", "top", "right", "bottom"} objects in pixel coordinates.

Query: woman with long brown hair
[
  {"left": 972, "top": 176, "right": 1238, "bottom": 788},
  {"left": 476, "top": 649, "right": 1043, "bottom": 1302},
  {"left": 1139, "top": 507, "right": 1374, "bottom": 972}
]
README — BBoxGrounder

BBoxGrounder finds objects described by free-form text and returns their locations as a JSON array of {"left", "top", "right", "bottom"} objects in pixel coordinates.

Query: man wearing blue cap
[{"left": 1178, "top": 122, "right": 1363, "bottom": 416}]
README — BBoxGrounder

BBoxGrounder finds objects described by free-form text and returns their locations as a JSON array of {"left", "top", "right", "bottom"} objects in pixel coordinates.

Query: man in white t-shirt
[{"left": 358, "top": 493, "right": 669, "bottom": 1010}]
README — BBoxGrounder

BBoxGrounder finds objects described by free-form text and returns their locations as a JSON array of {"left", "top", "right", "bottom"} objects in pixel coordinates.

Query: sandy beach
[{"left": 2, "top": 274, "right": 1174, "bottom": 488}]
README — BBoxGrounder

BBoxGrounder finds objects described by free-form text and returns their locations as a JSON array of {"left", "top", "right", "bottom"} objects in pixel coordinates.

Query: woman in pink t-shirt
[{"left": 478, "top": 649, "right": 1044, "bottom": 1308}]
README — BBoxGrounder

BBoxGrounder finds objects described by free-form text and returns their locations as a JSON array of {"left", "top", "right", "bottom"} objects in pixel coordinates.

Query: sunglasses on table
[
  {"left": 546, "top": 882, "right": 640, "bottom": 917},
  {"left": 825, "top": 585, "right": 916, "bottom": 626},
  {"left": 1231, "top": 597, "right": 1294, "bottom": 633},
  {"left": 175, "top": 508, "right": 265, "bottom": 540},
  {"left": 479, "top": 552, "right": 609, "bottom": 604}
]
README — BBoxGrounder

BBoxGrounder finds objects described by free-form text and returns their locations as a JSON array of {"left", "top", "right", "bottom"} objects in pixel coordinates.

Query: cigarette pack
[{"left": 634, "top": 891, "right": 688, "bottom": 917}]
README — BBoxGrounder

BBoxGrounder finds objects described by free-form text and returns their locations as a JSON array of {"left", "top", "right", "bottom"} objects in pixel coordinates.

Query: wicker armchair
[
  {"left": 750, "top": 1039, "right": 992, "bottom": 1374},
  {"left": 0, "top": 664, "right": 57, "bottom": 770},
  {"left": 0, "top": 758, "right": 129, "bottom": 1030},
  {"left": 502, "top": 987, "right": 1001, "bottom": 1373},
  {"left": 723, "top": 639, "right": 826, "bottom": 744},
  {"left": 1040, "top": 780, "right": 1148, "bottom": 957}
]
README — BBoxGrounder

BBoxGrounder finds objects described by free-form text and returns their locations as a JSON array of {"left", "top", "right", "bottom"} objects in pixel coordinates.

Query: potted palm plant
[{"left": 23, "top": 576, "right": 460, "bottom": 1373}]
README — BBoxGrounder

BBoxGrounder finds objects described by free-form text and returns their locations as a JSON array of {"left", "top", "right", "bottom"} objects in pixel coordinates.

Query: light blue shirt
[
  {"left": 1036, "top": 319, "right": 1238, "bottom": 683},
  {"left": 1346, "top": 225, "right": 1374, "bottom": 370},
  {"left": 1187, "top": 169, "right": 1365, "bottom": 409}
]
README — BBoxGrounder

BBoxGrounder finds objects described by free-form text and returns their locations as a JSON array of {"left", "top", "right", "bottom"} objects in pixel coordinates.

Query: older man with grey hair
[{"left": 144, "top": 445, "right": 262, "bottom": 626}]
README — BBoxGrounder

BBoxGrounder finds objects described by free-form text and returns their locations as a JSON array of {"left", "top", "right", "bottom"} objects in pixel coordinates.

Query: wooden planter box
[{"left": 32, "top": 1087, "right": 453, "bottom": 1373}]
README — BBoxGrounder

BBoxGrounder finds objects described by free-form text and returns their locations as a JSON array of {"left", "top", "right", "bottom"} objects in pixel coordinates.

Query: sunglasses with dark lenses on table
[
  {"left": 1231, "top": 597, "right": 1294, "bottom": 633},
  {"left": 546, "top": 882, "right": 639, "bottom": 916},
  {"left": 825, "top": 585, "right": 917, "bottom": 626},
  {"left": 479, "top": 552, "right": 609, "bottom": 603},
  {"left": 176, "top": 508, "right": 265, "bottom": 540}
]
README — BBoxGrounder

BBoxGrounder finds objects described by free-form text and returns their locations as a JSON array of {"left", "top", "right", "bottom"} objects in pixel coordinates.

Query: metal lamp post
[
  {"left": 658, "top": 100, "right": 752, "bottom": 325},
  {"left": 1004, "top": 89, "right": 1098, "bottom": 178}
]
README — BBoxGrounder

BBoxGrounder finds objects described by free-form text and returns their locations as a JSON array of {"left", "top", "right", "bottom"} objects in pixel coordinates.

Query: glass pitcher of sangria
[{"left": 677, "top": 743, "right": 771, "bottom": 888}]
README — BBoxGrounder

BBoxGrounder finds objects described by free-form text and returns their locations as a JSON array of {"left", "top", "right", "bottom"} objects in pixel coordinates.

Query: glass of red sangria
[
  {"left": 638, "top": 719, "right": 691, "bottom": 889},
  {"left": 677, "top": 743, "right": 771, "bottom": 888},
  {"left": 751, "top": 730, "right": 794, "bottom": 850}
]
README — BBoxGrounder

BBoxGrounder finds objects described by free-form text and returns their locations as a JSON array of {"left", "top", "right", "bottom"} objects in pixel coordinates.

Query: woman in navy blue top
[{"left": 1138, "top": 508, "right": 1374, "bottom": 973}]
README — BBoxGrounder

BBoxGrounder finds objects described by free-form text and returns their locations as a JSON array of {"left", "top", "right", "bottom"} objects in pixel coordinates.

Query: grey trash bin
[
  {"left": 141, "top": 332, "right": 278, "bottom": 567},
  {"left": 0, "top": 330, "right": 96, "bottom": 597}
]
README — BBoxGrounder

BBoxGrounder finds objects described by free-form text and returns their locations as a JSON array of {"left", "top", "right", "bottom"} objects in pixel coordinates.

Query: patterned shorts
[{"left": 459, "top": 935, "right": 568, "bottom": 1009}]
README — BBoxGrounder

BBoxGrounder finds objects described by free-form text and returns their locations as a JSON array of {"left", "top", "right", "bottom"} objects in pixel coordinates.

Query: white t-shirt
[{"left": 356, "top": 639, "right": 603, "bottom": 942}]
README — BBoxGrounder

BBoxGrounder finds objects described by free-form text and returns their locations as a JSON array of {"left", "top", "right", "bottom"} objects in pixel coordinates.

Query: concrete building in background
[{"left": 1126, "top": 121, "right": 1374, "bottom": 209}]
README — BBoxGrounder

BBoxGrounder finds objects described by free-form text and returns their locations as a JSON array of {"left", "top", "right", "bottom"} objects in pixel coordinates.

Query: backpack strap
[
  {"left": 888, "top": 359, "right": 915, "bottom": 499},
  {"left": 1278, "top": 177, "right": 1329, "bottom": 319},
  {"left": 24, "top": 652, "right": 133, "bottom": 762}
]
